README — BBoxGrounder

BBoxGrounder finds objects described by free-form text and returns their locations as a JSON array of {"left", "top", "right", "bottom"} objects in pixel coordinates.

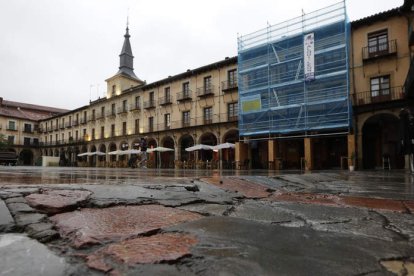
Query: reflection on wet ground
[
  {"left": 1, "top": 167, "right": 414, "bottom": 199},
  {"left": 0, "top": 166, "right": 290, "bottom": 185},
  {"left": 1, "top": 166, "right": 414, "bottom": 275}
]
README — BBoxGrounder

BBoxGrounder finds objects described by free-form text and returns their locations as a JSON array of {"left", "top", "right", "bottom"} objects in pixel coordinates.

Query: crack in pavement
[{"left": 370, "top": 211, "right": 410, "bottom": 242}]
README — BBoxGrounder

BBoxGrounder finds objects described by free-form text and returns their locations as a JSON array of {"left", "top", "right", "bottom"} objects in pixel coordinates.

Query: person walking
[{"left": 138, "top": 136, "right": 148, "bottom": 168}]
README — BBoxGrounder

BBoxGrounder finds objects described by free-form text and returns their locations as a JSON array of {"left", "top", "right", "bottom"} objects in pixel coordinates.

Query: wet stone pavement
[{"left": 0, "top": 167, "right": 413, "bottom": 275}]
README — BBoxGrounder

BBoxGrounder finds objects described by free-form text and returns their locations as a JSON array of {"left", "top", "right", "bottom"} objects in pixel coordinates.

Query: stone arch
[
  {"left": 19, "top": 149, "right": 33, "bottom": 165},
  {"left": 89, "top": 145, "right": 97, "bottom": 166},
  {"left": 199, "top": 132, "right": 217, "bottom": 161},
  {"left": 147, "top": 137, "right": 157, "bottom": 168},
  {"left": 159, "top": 136, "right": 175, "bottom": 168},
  {"left": 221, "top": 129, "right": 239, "bottom": 168},
  {"left": 222, "top": 129, "right": 239, "bottom": 143},
  {"left": 131, "top": 139, "right": 140, "bottom": 149},
  {"left": 109, "top": 143, "right": 117, "bottom": 162},
  {"left": 179, "top": 134, "right": 194, "bottom": 161},
  {"left": 99, "top": 144, "right": 107, "bottom": 163},
  {"left": 362, "top": 113, "right": 403, "bottom": 169}
]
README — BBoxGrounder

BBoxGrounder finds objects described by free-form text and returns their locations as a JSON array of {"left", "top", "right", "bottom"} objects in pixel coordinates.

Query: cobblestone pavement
[{"left": 0, "top": 166, "right": 414, "bottom": 275}]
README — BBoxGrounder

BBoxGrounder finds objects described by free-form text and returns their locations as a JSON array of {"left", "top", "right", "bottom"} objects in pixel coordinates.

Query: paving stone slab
[
  {"left": 14, "top": 213, "right": 46, "bottom": 228},
  {"left": 50, "top": 205, "right": 202, "bottom": 248},
  {"left": 25, "top": 189, "right": 92, "bottom": 214},
  {"left": 26, "top": 222, "right": 59, "bottom": 242},
  {"left": 177, "top": 203, "right": 233, "bottom": 216},
  {"left": 0, "top": 234, "right": 69, "bottom": 276},
  {"left": 169, "top": 216, "right": 414, "bottom": 276},
  {"left": 7, "top": 202, "right": 36, "bottom": 215},
  {"left": 232, "top": 200, "right": 406, "bottom": 242},
  {"left": 86, "top": 233, "right": 198, "bottom": 272},
  {"left": 0, "top": 199, "right": 14, "bottom": 232}
]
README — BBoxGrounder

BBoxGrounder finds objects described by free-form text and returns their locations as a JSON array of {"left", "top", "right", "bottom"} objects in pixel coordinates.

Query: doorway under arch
[
  {"left": 362, "top": 113, "right": 404, "bottom": 169},
  {"left": 179, "top": 134, "right": 194, "bottom": 161},
  {"left": 19, "top": 149, "right": 33, "bottom": 165}
]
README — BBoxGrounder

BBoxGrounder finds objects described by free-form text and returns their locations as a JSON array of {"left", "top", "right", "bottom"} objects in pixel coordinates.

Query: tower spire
[{"left": 117, "top": 20, "right": 139, "bottom": 80}]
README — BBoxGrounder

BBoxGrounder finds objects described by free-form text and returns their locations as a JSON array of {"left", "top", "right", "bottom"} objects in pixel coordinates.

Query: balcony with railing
[
  {"left": 80, "top": 117, "right": 87, "bottom": 125},
  {"left": 6, "top": 126, "right": 17, "bottom": 132},
  {"left": 23, "top": 127, "right": 34, "bottom": 134},
  {"left": 107, "top": 110, "right": 116, "bottom": 118},
  {"left": 117, "top": 106, "right": 129, "bottom": 115},
  {"left": 59, "top": 124, "right": 65, "bottom": 130},
  {"left": 228, "top": 115, "right": 238, "bottom": 122},
  {"left": 352, "top": 86, "right": 405, "bottom": 106},
  {"left": 222, "top": 80, "right": 238, "bottom": 92},
  {"left": 88, "top": 115, "right": 96, "bottom": 122},
  {"left": 159, "top": 95, "right": 172, "bottom": 106},
  {"left": 65, "top": 122, "right": 72, "bottom": 128},
  {"left": 197, "top": 85, "right": 215, "bottom": 97},
  {"left": 143, "top": 100, "right": 156, "bottom": 109},
  {"left": 73, "top": 120, "right": 79, "bottom": 127},
  {"left": 129, "top": 103, "right": 141, "bottom": 112},
  {"left": 96, "top": 113, "right": 105, "bottom": 120},
  {"left": 177, "top": 90, "right": 192, "bottom": 102},
  {"left": 362, "top": 40, "right": 397, "bottom": 61}
]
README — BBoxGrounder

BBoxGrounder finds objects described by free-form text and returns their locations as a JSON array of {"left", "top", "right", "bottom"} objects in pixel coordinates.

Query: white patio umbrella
[
  {"left": 77, "top": 152, "right": 92, "bottom": 157},
  {"left": 211, "top": 142, "right": 235, "bottom": 151},
  {"left": 119, "top": 149, "right": 141, "bottom": 155},
  {"left": 108, "top": 150, "right": 122, "bottom": 155},
  {"left": 90, "top": 151, "right": 106, "bottom": 156},
  {"left": 185, "top": 144, "right": 214, "bottom": 151},
  {"left": 148, "top": 147, "right": 174, "bottom": 153},
  {"left": 148, "top": 147, "right": 174, "bottom": 168}
]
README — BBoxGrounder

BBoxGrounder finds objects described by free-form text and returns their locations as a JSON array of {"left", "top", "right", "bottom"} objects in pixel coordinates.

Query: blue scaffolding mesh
[{"left": 237, "top": 1, "right": 351, "bottom": 137}]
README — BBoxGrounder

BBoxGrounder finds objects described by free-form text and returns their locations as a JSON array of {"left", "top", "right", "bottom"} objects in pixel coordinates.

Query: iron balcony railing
[
  {"left": 143, "top": 100, "right": 156, "bottom": 109},
  {"left": 352, "top": 86, "right": 405, "bottom": 106},
  {"left": 196, "top": 85, "right": 215, "bottom": 97},
  {"left": 221, "top": 80, "right": 238, "bottom": 92},
  {"left": 362, "top": 40, "right": 397, "bottom": 61},
  {"left": 129, "top": 103, "right": 141, "bottom": 111},
  {"left": 117, "top": 106, "right": 129, "bottom": 114},
  {"left": 106, "top": 110, "right": 116, "bottom": 117},
  {"left": 159, "top": 95, "right": 172, "bottom": 106},
  {"left": 177, "top": 90, "right": 192, "bottom": 101}
]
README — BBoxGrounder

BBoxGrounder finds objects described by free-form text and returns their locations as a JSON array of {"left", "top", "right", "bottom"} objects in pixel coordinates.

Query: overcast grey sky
[{"left": 0, "top": 0, "right": 403, "bottom": 109}]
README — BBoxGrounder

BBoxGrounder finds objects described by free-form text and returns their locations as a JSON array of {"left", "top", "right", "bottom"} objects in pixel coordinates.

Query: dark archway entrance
[
  {"left": 180, "top": 135, "right": 194, "bottom": 161},
  {"left": 278, "top": 139, "right": 304, "bottom": 170},
  {"left": 19, "top": 149, "right": 33, "bottom": 165},
  {"left": 362, "top": 114, "right": 404, "bottom": 169},
  {"left": 312, "top": 136, "right": 347, "bottom": 170},
  {"left": 199, "top": 132, "right": 217, "bottom": 161},
  {"left": 160, "top": 136, "right": 174, "bottom": 168}
]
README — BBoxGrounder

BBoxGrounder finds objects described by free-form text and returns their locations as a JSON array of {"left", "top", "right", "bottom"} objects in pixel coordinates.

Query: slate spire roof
[{"left": 116, "top": 26, "right": 140, "bottom": 81}]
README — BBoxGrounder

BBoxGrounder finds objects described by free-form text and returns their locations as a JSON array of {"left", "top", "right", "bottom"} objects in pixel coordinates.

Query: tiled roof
[
  {"left": 351, "top": 0, "right": 410, "bottom": 28},
  {"left": 0, "top": 99, "right": 68, "bottom": 121}
]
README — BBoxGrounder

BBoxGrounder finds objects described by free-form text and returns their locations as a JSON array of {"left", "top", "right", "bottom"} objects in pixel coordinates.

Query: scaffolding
[{"left": 237, "top": 1, "right": 351, "bottom": 138}]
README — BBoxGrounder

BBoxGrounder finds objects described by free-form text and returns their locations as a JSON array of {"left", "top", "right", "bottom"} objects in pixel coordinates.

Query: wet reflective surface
[{"left": 1, "top": 166, "right": 414, "bottom": 275}]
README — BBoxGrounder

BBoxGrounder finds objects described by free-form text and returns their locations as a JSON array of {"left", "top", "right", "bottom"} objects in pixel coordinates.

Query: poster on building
[
  {"left": 304, "top": 33, "right": 315, "bottom": 82},
  {"left": 241, "top": 95, "right": 262, "bottom": 113}
]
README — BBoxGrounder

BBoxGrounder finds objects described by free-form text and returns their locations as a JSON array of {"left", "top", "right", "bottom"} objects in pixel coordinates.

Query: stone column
[
  {"left": 268, "top": 140, "right": 280, "bottom": 170},
  {"left": 304, "top": 138, "right": 313, "bottom": 171},
  {"left": 348, "top": 134, "right": 356, "bottom": 169},
  {"left": 235, "top": 141, "right": 248, "bottom": 169}
]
